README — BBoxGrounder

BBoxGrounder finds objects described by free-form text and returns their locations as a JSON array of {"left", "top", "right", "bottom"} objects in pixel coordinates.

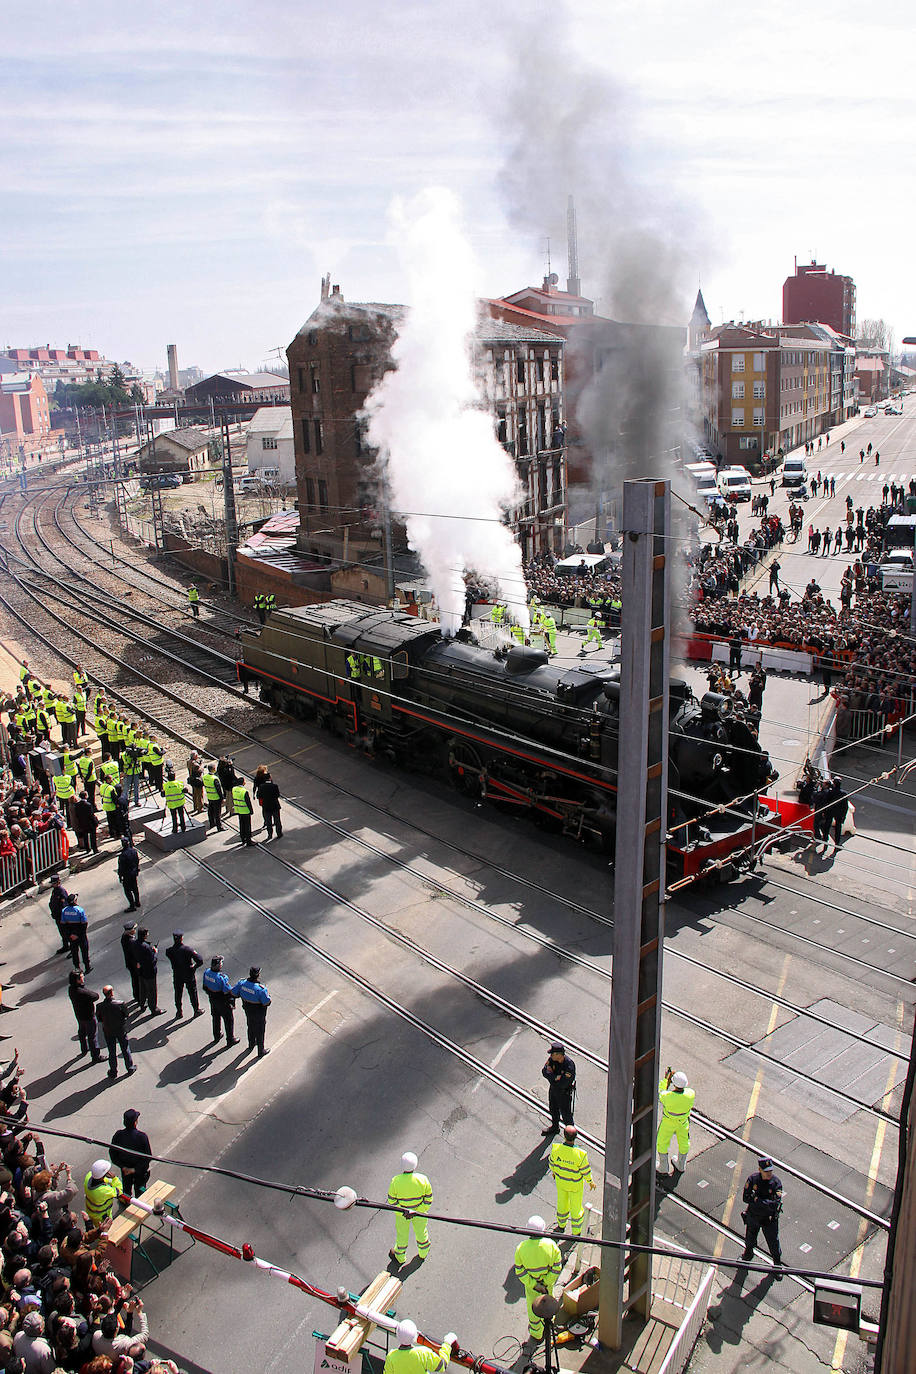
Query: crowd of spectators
[
  {"left": 1, "top": 1052, "right": 182, "bottom": 1374},
  {"left": 520, "top": 551, "right": 622, "bottom": 611},
  {"left": 0, "top": 777, "right": 67, "bottom": 887}
]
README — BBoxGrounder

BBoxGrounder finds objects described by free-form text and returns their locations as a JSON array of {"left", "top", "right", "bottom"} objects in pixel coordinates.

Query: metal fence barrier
[
  {"left": 0, "top": 828, "right": 69, "bottom": 901},
  {"left": 657, "top": 1264, "right": 716, "bottom": 1374}
]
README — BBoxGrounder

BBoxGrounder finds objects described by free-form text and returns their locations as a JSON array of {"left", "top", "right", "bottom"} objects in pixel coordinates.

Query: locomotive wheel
[{"left": 449, "top": 741, "right": 484, "bottom": 797}]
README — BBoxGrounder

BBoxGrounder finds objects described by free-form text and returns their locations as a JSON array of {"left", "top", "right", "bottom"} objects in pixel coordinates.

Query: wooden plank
[
  {"left": 106, "top": 1180, "right": 175, "bottom": 1247},
  {"left": 326, "top": 1273, "right": 402, "bottom": 1362}
]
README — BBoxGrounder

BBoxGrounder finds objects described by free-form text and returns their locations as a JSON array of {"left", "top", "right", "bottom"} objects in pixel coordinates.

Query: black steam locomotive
[{"left": 239, "top": 601, "right": 776, "bottom": 876}]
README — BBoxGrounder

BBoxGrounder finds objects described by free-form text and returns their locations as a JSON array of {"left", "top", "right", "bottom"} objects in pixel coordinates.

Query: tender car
[{"left": 864, "top": 406, "right": 878, "bottom": 417}]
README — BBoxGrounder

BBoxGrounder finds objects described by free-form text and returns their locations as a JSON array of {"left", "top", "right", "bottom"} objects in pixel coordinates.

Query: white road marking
[{"left": 471, "top": 1028, "right": 522, "bottom": 1093}]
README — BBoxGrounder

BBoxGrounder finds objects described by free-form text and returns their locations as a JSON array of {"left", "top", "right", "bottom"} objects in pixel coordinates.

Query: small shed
[{"left": 138, "top": 427, "right": 212, "bottom": 476}]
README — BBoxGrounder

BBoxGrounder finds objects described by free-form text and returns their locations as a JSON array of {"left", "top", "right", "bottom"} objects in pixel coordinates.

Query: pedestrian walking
[
  {"left": 68, "top": 971, "right": 102, "bottom": 1062},
  {"left": 165, "top": 931, "right": 203, "bottom": 1017},
  {"left": 60, "top": 893, "right": 91, "bottom": 973},
  {"left": 117, "top": 837, "right": 141, "bottom": 912},
  {"left": 48, "top": 873, "right": 69, "bottom": 953},
  {"left": 121, "top": 920, "right": 141, "bottom": 1004},
  {"left": 230, "top": 966, "right": 271, "bottom": 1055},
  {"left": 741, "top": 1157, "right": 784, "bottom": 1271},
  {"left": 382, "top": 1322, "right": 454, "bottom": 1374},
  {"left": 656, "top": 1068, "right": 695, "bottom": 1175},
  {"left": 256, "top": 770, "right": 283, "bottom": 840},
  {"left": 514, "top": 1217, "right": 562, "bottom": 1346},
  {"left": 541, "top": 1043, "right": 576, "bottom": 1135},
  {"left": 98, "top": 986, "right": 136, "bottom": 1078},
  {"left": 188, "top": 585, "right": 200, "bottom": 617},
  {"left": 109, "top": 1108, "right": 151, "bottom": 1198},
  {"left": 202, "top": 763, "right": 225, "bottom": 831},
  {"left": 549, "top": 1125, "right": 595, "bottom": 1236},
  {"left": 163, "top": 769, "right": 189, "bottom": 833},
  {"left": 135, "top": 928, "right": 163, "bottom": 1014},
  {"left": 202, "top": 955, "right": 238, "bottom": 1046},
  {"left": 387, "top": 1151, "right": 433, "bottom": 1269},
  {"left": 232, "top": 779, "right": 254, "bottom": 845},
  {"left": 84, "top": 1159, "right": 120, "bottom": 1224}
]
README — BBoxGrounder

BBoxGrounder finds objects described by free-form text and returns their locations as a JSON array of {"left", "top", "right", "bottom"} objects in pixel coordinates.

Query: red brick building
[
  {"left": 0, "top": 372, "right": 52, "bottom": 452},
  {"left": 783, "top": 260, "right": 856, "bottom": 338}
]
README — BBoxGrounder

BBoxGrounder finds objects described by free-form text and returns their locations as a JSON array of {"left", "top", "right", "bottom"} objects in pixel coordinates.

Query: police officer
[
  {"left": 84, "top": 1160, "right": 120, "bottom": 1225},
  {"left": 514, "top": 1216, "right": 562, "bottom": 1345},
  {"left": 656, "top": 1067, "right": 695, "bottom": 1176},
  {"left": 188, "top": 584, "right": 200, "bottom": 617},
  {"left": 230, "top": 966, "right": 271, "bottom": 1055},
  {"left": 110, "top": 1108, "right": 152, "bottom": 1198},
  {"left": 135, "top": 928, "right": 164, "bottom": 1015},
  {"left": 117, "top": 838, "right": 141, "bottom": 913},
  {"left": 549, "top": 1124, "right": 595, "bottom": 1236},
  {"left": 232, "top": 779, "right": 254, "bottom": 845},
  {"left": 541, "top": 1042, "right": 576, "bottom": 1135},
  {"left": 163, "top": 769, "right": 189, "bottom": 833},
  {"left": 60, "top": 893, "right": 91, "bottom": 973},
  {"left": 202, "top": 762, "right": 225, "bottom": 831},
  {"left": 48, "top": 873, "right": 69, "bottom": 953},
  {"left": 165, "top": 931, "right": 203, "bottom": 1018},
  {"left": 741, "top": 1157, "right": 784, "bottom": 1271},
  {"left": 68, "top": 970, "right": 102, "bottom": 1062},
  {"left": 387, "top": 1151, "right": 433, "bottom": 1269},
  {"left": 121, "top": 921, "right": 141, "bottom": 1004},
  {"left": 202, "top": 956, "right": 238, "bottom": 1046},
  {"left": 382, "top": 1321, "right": 455, "bottom": 1374}
]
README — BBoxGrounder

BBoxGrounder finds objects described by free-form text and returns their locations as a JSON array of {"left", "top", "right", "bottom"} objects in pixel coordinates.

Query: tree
[
  {"left": 857, "top": 318, "right": 896, "bottom": 356},
  {"left": 130, "top": 383, "right": 145, "bottom": 404}
]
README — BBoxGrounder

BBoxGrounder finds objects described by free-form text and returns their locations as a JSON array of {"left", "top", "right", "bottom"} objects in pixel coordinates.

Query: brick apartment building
[
  {"left": 0, "top": 345, "right": 143, "bottom": 396},
  {"left": 783, "top": 260, "right": 856, "bottom": 338},
  {"left": 286, "top": 279, "right": 569, "bottom": 570},
  {"left": 0, "top": 372, "right": 52, "bottom": 460},
  {"left": 700, "top": 322, "right": 854, "bottom": 466}
]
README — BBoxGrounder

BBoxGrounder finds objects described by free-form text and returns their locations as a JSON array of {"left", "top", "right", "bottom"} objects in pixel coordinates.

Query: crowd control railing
[
  {"left": 657, "top": 1264, "right": 716, "bottom": 1374},
  {"left": 0, "top": 828, "right": 69, "bottom": 900}
]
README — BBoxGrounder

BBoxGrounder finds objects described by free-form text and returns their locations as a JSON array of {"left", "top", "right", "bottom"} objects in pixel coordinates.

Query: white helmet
[
  {"left": 527, "top": 1215, "right": 547, "bottom": 1233},
  {"left": 396, "top": 1320, "right": 418, "bottom": 1346},
  {"left": 90, "top": 1160, "right": 111, "bottom": 1180},
  {"left": 401, "top": 1152, "right": 418, "bottom": 1172},
  {"left": 671, "top": 1071, "right": 688, "bottom": 1090}
]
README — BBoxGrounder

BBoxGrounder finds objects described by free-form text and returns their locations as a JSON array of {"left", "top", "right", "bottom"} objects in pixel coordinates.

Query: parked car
[
  {"left": 140, "top": 472, "right": 181, "bottom": 490},
  {"left": 864, "top": 406, "right": 878, "bottom": 417}
]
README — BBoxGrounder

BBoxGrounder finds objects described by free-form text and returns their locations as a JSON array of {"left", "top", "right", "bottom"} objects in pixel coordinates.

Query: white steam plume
[{"left": 363, "top": 187, "right": 528, "bottom": 636}]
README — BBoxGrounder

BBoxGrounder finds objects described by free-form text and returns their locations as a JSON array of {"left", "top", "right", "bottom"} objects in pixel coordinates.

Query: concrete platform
[
  {"left": 130, "top": 798, "right": 166, "bottom": 825},
  {"left": 142, "top": 815, "right": 207, "bottom": 851}
]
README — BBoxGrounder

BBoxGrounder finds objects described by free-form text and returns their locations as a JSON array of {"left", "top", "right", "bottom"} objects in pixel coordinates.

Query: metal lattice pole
[{"left": 598, "top": 478, "right": 671, "bottom": 1348}]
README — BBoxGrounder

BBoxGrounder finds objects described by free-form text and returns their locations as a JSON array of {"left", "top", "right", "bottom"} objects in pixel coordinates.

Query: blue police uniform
[
  {"left": 203, "top": 964, "right": 238, "bottom": 1045},
  {"left": 60, "top": 900, "right": 90, "bottom": 972},
  {"left": 230, "top": 969, "right": 271, "bottom": 1056}
]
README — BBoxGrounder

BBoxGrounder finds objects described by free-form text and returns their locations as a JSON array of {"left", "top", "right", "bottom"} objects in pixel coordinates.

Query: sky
[{"left": 2, "top": 0, "right": 914, "bottom": 375}]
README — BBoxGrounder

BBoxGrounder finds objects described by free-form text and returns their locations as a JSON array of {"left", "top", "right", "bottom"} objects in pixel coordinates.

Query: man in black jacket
[
  {"left": 117, "top": 837, "right": 141, "bottom": 913},
  {"left": 112, "top": 784, "right": 131, "bottom": 841},
  {"left": 72, "top": 793, "right": 99, "bottom": 855},
  {"left": 110, "top": 1108, "right": 151, "bottom": 1196},
  {"left": 165, "top": 931, "right": 204, "bottom": 1018},
  {"left": 48, "top": 874, "right": 69, "bottom": 953},
  {"left": 98, "top": 986, "right": 135, "bottom": 1078},
  {"left": 256, "top": 771, "right": 283, "bottom": 840},
  {"left": 541, "top": 1042, "right": 576, "bottom": 1135},
  {"left": 135, "top": 929, "right": 163, "bottom": 1015},
  {"left": 120, "top": 921, "right": 141, "bottom": 1004},
  {"left": 68, "top": 971, "right": 102, "bottom": 1062}
]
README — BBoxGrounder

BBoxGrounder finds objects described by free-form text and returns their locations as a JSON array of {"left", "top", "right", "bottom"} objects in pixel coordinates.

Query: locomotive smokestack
[{"left": 566, "top": 194, "right": 581, "bottom": 298}]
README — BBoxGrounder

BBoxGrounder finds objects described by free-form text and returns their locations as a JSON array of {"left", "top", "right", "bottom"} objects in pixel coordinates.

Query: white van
[
  {"left": 782, "top": 456, "right": 807, "bottom": 488},
  {"left": 685, "top": 461, "right": 717, "bottom": 488},
  {"left": 718, "top": 466, "right": 752, "bottom": 502}
]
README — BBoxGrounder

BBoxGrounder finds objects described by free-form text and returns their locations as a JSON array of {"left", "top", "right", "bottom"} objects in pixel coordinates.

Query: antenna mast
[{"left": 566, "top": 195, "right": 581, "bottom": 297}]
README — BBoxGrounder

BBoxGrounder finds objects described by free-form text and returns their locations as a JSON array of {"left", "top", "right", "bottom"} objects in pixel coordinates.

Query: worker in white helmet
[
  {"left": 656, "top": 1067, "right": 696, "bottom": 1176},
  {"left": 514, "top": 1216, "right": 562, "bottom": 1345},
  {"left": 382, "top": 1320, "right": 456, "bottom": 1374},
  {"left": 387, "top": 1151, "right": 433, "bottom": 1269}
]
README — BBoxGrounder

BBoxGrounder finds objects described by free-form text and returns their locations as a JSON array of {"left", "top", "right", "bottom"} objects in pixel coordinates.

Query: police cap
[{"left": 758, "top": 1157, "right": 774, "bottom": 1170}]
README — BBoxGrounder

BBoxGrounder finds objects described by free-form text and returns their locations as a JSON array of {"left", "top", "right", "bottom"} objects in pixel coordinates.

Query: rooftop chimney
[
  {"left": 320, "top": 273, "right": 331, "bottom": 301},
  {"left": 566, "top": 195, "right": 581, "bottom": 298}
]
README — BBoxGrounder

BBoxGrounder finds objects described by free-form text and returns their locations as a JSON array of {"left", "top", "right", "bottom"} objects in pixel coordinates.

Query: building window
[
  {"left": 536, "top": 357, "right": 545, "bottom": 384},
  {"left": 733, "top": 356, "right": 745, "bottom": 372},
  {"left": 516, "top": 355, "right": 526, "bottom": 385},
  {"left": 732, "top": 381, "right": 745, "bottom": 400},
  {"left": 300, "top": 417, "right": 310, "bottom": 454},
  {"left": 731, "top": 409, "right": 745, "bottom": 427},
  {"left": 517, "top": 407, "right": 528, "bottom": 455},
  {"left": 496, "top": 408, "right": 507, "bottom": 445},
  {"left": 261, "top": 436, "right": 278, "bottom": 450},
  {"left": 307, "top": 331, "right": 318, "bottom": 346},
  {"left": 753, "top": 382, "right": 765, "bottom": 400},
  {"left": 550, "top": 354, "right": 560, "bottom": 383},
  {"left": 314, "top": 419, "right": 323, "bottom": 455},
  {"left": 752, "top": 353, "right": 766, "bottom": 371},
  {"left": 317, "top": 479, "right": 328, "bottom": 510},
  {"left": 753, "top": 408, "right": 764, "bottom": 427},
  {"left": 306, "top": 477, "right": 316, "bottom": 507},
  {"left": 311, "top": 368, "right": 320, "bottom": 394}
]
